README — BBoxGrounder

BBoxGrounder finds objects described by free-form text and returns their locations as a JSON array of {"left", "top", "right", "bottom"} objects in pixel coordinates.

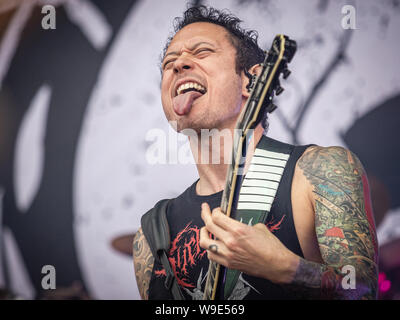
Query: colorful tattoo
[
  {"left": 133, "top": 228, "right": 154, "bottom": 300},
  {"left": 292, "top": 146, "right": 378, "bottom": 299}
]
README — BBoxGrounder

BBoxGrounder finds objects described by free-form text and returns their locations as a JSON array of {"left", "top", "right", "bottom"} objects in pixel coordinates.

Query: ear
[{"left": 241, "top": 63, "right": 262, "bottom": 98}]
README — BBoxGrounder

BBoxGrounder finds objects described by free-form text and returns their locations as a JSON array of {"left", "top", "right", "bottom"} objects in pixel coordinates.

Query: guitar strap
[
  {"left": 141, "top": 199, "right": 185, "bottom": 300},
  {"left": 222, "top": 135, "right": 293, "bottom": 299}
]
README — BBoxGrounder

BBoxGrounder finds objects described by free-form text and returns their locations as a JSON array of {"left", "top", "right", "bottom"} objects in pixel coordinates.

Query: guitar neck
[
  {"left": 202, "top": 34, "right": 296, "bottom": 300},
  {"left": 202, "top": 130, "right": 249, "bottom": 300}
]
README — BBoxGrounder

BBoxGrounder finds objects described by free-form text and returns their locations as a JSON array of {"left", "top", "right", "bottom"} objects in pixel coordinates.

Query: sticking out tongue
[{"left": 172, "top": 91, "right": 203, "bottom": 116}]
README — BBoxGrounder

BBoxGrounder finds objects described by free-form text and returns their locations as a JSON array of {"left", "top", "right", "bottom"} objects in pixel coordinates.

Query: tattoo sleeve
[
  {"left": 291, "top": 146, "right": 378, "bottom": 299},
  {"left": 133, "top": 228, "right": 154, "bottom": 300}
]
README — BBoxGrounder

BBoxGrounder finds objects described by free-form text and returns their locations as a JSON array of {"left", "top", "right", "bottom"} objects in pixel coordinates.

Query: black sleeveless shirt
[{"left": 148, "top": 136, "right": 311, "bottom": 300}]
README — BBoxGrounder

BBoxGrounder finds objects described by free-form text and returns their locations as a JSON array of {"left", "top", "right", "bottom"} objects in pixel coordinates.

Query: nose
[{"left": 173, "top": 54, "right": 193, "bottom": 74}]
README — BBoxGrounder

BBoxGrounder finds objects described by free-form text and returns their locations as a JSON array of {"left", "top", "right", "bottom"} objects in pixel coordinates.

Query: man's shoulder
[
  {"left": 295, "top": 144, "right": 367, "bottom": 200},
  {"left": 297, "top": 145, "right": 364, "bottom": 174}
]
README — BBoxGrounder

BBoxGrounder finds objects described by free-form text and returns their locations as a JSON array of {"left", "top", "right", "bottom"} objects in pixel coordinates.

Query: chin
[
  {"left": 169, "top": 117, "right": 212, "bottom": 136},
  {"left": 164, "top": 103, "right": 231, "bottom": 134},
  {"left": 174, "top": 119, "right": 203, "bottom": 135}
]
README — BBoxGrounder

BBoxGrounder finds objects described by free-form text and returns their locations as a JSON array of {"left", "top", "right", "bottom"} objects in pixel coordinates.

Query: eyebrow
[{"left": 163, "top": 41, "right": 216, "bottom": 60}]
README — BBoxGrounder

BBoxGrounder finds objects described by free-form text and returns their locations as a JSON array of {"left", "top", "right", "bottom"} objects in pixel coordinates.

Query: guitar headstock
[
  {"left": 266, "top": 35, "right": 297, "bottom": 104},
  {"left": 238, "top": 35, "right": 297, "bottom": 132}
]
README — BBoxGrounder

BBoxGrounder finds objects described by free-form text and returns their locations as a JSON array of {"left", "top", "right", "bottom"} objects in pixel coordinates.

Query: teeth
[{"left": 176, "top": 82, "right": 206, "bottom": 96}]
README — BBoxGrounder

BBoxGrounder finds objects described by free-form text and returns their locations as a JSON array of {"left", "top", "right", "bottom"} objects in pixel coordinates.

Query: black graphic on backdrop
[{"left": 0, "top": 0, "right": 136, "bottom": 297}]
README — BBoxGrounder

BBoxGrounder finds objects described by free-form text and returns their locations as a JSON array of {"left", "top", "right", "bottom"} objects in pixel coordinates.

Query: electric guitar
[{"left": 202, "top": 34, "right": 297, "bottom": 300}]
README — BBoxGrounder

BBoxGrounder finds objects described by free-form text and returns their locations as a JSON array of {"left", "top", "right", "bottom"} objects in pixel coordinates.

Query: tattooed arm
[
  {"left": 290, "top": 146, "right": 378, "bottom": 299},
  {"left": 133, "top": 228, "right": 154, "bottom": 300}
]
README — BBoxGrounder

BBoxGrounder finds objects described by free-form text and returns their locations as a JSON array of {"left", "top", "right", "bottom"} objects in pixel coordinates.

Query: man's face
[{"left": 161, "top": 22, "right": 245, "bottom": 133}]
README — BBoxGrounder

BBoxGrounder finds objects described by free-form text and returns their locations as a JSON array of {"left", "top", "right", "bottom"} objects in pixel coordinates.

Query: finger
[
  {"left": 200, "top": 227, "right": 231, "bottom": 267},
  {"left": 200, "top": 225, "right": 212, "bottom": 243},
  {"left": 207, "top": 249, "right": 229, "bottom": 267},
  {"left": 201, "top": 203, "right": 230, "bottom": 240},
  {"left": 208, "top": 244, "right": 219, "bottom": 253},
  {"left": 200, "top": 226, "right": 216, "bottom": 248},
  {"left": 200, "top": 227, "right": 227, "bottom": 255},
  {"left": 211, "top": 208, "right": 250, "bottom": 233}
]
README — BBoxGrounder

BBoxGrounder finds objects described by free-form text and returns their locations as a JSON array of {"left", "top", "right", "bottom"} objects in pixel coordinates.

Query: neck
[{"left": 189, "top": 124, "right": 264, "bottom": 196}]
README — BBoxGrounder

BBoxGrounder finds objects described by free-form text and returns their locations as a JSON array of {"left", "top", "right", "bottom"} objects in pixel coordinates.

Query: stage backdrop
[{"left": 0, "top": 0, "right": 399, "bottom": 299}]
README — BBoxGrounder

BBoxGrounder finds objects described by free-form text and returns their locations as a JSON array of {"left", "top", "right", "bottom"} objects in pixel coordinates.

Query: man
[{"left": 133, "top": 6, "right": 378, "bottom": 300}]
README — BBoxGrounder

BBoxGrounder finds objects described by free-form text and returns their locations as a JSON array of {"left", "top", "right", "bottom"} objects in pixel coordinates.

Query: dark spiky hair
[{"left": 161, "top": 5, "right": 265, "bottom": 74}]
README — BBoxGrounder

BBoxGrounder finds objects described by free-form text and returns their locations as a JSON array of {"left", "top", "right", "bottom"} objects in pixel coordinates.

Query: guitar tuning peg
[
  {"left": 275, "top": 86, "right": 284, "bottom": 96},
  {"left": 267, "top": 103, "right": 278, "bottom": 113},
  {"left": 282, "top": 68, "right": 291, "bottom": 79}
]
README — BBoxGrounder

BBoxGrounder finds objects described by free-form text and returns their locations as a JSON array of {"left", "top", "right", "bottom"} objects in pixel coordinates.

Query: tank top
[{"left": 148, "top": 135, "right": 312, "bottom": 300}]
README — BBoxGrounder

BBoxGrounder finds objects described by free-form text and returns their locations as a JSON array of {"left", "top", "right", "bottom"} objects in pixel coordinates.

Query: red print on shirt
[
  {"left": 266, "top": 214, "right": 286, "bottom": 233},
  {"left": 155, "top": 215, "right": 287, "bottom": 288},
  {"left": 155, "top": 222, "right": 207, "bottom": 288}
]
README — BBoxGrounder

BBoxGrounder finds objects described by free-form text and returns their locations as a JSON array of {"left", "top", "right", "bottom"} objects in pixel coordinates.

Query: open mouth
[
  {"left": 172, "top": 81, "right": 207, "bottom": 116},
  {"left": 175, "top": 81, "right": 207, "bottom": 97}
]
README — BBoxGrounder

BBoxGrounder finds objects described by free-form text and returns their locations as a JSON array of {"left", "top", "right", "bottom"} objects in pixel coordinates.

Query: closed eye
[
  {"left": 162, "top": 59, "right": 175, "bottom": 70},
  {"left": 195, "top": 48, "right": 213, "bottom": 56},
  {"left": 162, "top": 48, "right": 214, "bottom": 70}
]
